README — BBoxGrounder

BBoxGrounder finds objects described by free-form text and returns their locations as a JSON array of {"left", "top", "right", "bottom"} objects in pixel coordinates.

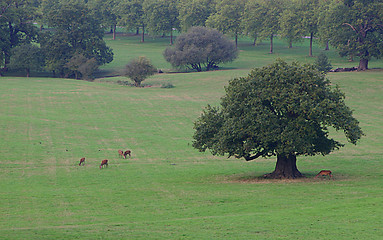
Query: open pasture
[{"left": 1, "top": 35, "right": 383, "bottom": 239}]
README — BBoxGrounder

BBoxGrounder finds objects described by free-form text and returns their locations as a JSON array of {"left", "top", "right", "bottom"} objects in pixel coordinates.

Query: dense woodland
[{"left": 1, "top": 0, "right": 382, "bottom": 77}]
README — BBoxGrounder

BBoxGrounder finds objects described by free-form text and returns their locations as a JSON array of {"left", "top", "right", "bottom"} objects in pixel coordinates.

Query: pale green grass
[{"left": 1, "top": 34, "right": 383, "bottom": 239}]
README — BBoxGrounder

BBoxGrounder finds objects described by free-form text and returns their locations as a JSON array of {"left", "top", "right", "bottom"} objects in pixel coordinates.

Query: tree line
[{"left": 1, "top": 0, "right": 382, "bottom": 77}]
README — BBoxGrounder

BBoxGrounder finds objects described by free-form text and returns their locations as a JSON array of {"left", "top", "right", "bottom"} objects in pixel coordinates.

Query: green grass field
[{"left": 1, "top": 34, "right": 383, "bottom": 239}]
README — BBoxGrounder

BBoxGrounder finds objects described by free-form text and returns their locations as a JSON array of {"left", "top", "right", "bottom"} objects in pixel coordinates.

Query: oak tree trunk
[
  {"left": 264, "top": 153, "right": 303, "bottom": 179},
  {"left": 358, "top": 58, "right": 368, "bottom": 71}
]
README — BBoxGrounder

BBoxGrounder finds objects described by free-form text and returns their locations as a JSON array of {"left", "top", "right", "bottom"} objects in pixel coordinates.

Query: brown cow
[
  {"left": 100, "top": 159, "right": 108, "bottom": 169},
  {"left": 124, "top": 150, "right": 131, "bottom": 158},
  {"left": 118, "top": 149, "right": 125, "bottom": 159},
  {"left": 315, "top": 170, "right": 332, "bottom": 179},
  {"left": 79, "top": 157, "right": 85, "bottom": 166}
]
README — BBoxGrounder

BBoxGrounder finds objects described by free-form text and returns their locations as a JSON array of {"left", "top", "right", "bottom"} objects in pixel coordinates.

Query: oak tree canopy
[{"left": 192, "top": 59, "right": 363, "bottom": 179}]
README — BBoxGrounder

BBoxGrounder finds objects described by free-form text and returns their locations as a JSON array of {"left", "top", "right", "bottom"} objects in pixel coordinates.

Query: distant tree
[
  {"left": 40, "top": 2, "right": 113, "bottom": 77},
  {"left": 279, "top": 3, "right": 305, "bottom": 48},
  {"left": 193, "top": 59, "right": 363, "bottom": 179},
  {"left": 87, "top": 0, "right": 119, "bottom": 40},
  {"left": 326, "top": 0, "right": 383, "bottom": 70},
  {"left": 177, "top": 0, "right": 215, "bottom": 31},
  {"left": 143, "top": 0, "right": 179, "bottom": 45},
  {"left": 299, "top": 0, "right": 320, "bottom": 57},
  {"left": 0, "top": 0, "right": 39, "bottom": 73},
  {"left": 317, "top": 0, "right": 337, "bottom": 51},
  {"left": 8, "top": 43, "right": 45, "bottom": 77},
  {"left": 206, "top": 0, "right": 246, "bottom": 47},
  {"left": 124, "top": 56, "right": 157, "bottom": 87},
  {"left": 241, "top": 0, "right": 262, "bottom": 46},
  {"left": 118, "top": 0, "right": 146, "bottom": 42},
  {"left": 163, "top": 26, "right": 238, "bottom": 72},
  {"left": 243, "top": 0, "right": 285, "bottom": 53},
  {"left": 315, "top": 52, "right": 332, "bottom": 73}
]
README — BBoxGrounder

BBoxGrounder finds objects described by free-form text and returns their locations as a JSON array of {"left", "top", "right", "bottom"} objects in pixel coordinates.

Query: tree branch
[
  {"left": 342, "top": 23, "right": 357, "bottom": 33},
  {"left": 236, "top": 151, "right": 265, "bottom": 161}
]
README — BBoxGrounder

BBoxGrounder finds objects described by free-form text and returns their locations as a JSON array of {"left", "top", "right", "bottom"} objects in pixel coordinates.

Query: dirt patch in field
[
  {"left": 221, "top": 172, "right": 344, "bottom": 184},
  {"left": 158, "top": 94, "right": 198, "bottom": 102}
]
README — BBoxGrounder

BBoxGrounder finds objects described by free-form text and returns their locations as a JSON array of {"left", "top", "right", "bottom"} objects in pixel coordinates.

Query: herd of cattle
[{"left": 78, "top": 149, "right": 132, "bottom": 169}]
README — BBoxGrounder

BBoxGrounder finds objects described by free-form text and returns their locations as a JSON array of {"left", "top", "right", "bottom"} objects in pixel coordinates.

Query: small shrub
[
  {"left": 315, "top": 53, "right": 332, "bottom": 73},
  {"left": 124, "top": 57, "right": 157, "bottom": 87},
  {"left": 78, "top": 58, "right": 98, "bottom": 80},
  {"left": 161, "top": 82, "right": 175, "bottom": 88},
  {"left": 65, "top": 53, "right": 99, "bottom": 80}
]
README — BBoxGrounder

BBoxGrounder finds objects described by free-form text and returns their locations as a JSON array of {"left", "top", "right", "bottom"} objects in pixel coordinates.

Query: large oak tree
[{"left": 193, "top": 59, "right": 363, "bottom": 179}]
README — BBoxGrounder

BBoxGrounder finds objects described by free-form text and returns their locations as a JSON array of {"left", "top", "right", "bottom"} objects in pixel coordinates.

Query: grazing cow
[
  {"left": 118, "top": 149, "right": 125, "bottom": 159},
  {"left": 315, "top": 170, "right": 332, "bottom": 179},
  {"left": 124, "top": 150, "right": 131, "bottom": 158},
  {"left": 79, "top": 157, "right": 85, "bottom": 166},
  {"left": 100, "top": 159, "right": 108, "bottom": 169}
]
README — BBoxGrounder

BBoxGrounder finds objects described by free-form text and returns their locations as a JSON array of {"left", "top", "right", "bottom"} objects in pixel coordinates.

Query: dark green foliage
[
  {"left": 0, "top": 0, "right": 39, "bottom": 72},
  {"left": 78, "top": 58, "right": 98, "bottom": 80},
  {"left": 143, "top": 0, "right": 179, "bottom": 45},
  {"left": 65, "top": 53, "right": 99, "bottom": 80},
  {"left": 161, "top": 82, "right": 175, "bottom": 88},
  {"left": 124, "top": 56, "right": 157, "bottom": 87},
  {"left": 206, "top": 0, "right": 246, "bottom": 47},
  {"left": 177, "top": 0, "right": 215, "bottom": 31},
  {"left": 40, "top": 1, "right": 113, "bottom": 77},
  {"left": 8, "top": 44, "right": 45, "bottom": 77},
  {"left": 193, "top": 59, "right": 363, "bottom": 178},
  {"left": 117, "top": 0, "right": 146, "bottom": 42},
  {"left": 327, "top": 0, "right": 383, "bottom": 70},
  {"left": 315, "top": 53, "right": 332, "bottom": 72},
  {"left": 163, "top": 26, "right": 238, "bottom": 72}
]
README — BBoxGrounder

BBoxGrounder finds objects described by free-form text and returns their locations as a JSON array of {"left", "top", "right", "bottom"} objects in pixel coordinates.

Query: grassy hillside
[{"left": 0, "top": 34, "right": 383, "bottom": 239}]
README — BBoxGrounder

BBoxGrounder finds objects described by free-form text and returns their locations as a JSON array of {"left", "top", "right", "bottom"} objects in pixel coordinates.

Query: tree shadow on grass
[{"left": 222, "top": 172, "right": 347, "bottom": 184}]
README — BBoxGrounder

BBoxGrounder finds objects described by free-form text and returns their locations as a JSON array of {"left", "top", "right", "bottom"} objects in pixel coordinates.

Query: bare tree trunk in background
[{"left": 309, "top": 32, "right": 313, "bottom": 57}]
